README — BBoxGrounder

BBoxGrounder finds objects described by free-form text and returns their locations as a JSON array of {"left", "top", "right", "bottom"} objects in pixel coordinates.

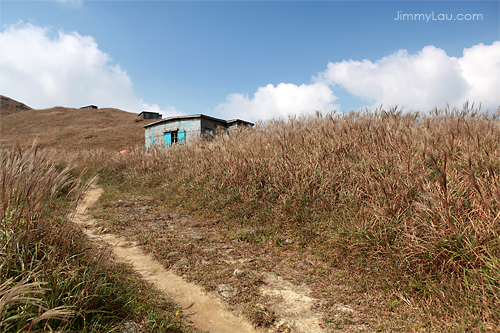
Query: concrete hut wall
[
  {"left": 227, "top": 123, "right": 241, "bottom": 131},
  {"left": 145, "top": 118, "right": 201, "bottom": 148},
  {"left": 227, "top": 120, "right": 253, "bottom": 131},
  {"left": 200, "top": 118, "right": 227, "bottom": 137}
]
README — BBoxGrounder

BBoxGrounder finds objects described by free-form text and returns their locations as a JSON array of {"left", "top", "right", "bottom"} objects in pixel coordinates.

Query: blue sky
[{"left": 1, "top": 1, "right": 498, "bottom": 121}]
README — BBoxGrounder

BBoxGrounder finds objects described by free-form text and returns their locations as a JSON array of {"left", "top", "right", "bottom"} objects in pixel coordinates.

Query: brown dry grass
[
  {"left": 1, "top": 95, "right": 32, "bottom": 115},
  {"left": 86, "top": 104, "right": 500, "bottom": 331},
  {"left": 4, "top": 94, "right": 499, "bottom": 330},
  {"left": 0, "top": 95, "right": 154, "bottom": 151},
  {"left": 0, "top": 142, "right": 192, "bottom": 332}
]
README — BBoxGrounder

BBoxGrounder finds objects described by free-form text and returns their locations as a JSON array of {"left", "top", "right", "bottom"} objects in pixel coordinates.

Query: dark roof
[
  {"left": 143, "top": 114, "right": 254, "bottom": 128},
  {"left": 80, "top": 105, "right": 98, "bottom": 109},
  {"left": 138, "top": 111, "right": 161, "bottom": 115}
]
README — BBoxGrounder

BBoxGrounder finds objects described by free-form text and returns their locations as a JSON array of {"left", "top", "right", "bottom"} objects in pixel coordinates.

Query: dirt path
[
  {"left": 72, "top": 186, "right": 257, "bottom": 333},
  {"left": 71, "top": 185, "right": 424, "bottom": 333}
]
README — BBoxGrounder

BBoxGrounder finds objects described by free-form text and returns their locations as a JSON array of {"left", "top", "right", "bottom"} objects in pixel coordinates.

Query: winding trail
[{"left": 72, "top": 185, "right": 257, "bottom": 333}]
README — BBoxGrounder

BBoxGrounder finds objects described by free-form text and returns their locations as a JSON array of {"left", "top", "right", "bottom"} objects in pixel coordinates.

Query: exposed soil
[
  {"left": 71, "top": 185, "right": 355, "bottom": 333},
  {"left": 77, "top": 185, "right": 421, "bottom": 332},
  {"left": 72, "top": 186, "right": 257, "bottom": 333},
  {"left": 261, "top": 273, "right": 323, "bottom": 333}
]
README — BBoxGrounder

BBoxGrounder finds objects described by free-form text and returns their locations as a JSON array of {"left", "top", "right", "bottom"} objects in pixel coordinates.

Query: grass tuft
[{"left": 1, "top": 142, "right": 190, "bottom": 332}]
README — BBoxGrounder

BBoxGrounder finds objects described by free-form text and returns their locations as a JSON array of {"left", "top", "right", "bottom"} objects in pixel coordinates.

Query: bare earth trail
[
  {"left": 71, "top": 186, "right": 423, "bottom": 333},
  {"left": 72, "top": 186, "right": 257, "bottom": 333}
]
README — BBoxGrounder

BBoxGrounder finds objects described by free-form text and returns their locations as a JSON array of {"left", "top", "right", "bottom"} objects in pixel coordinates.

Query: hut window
[
  {"left": 171, "top": 131, "right": 178, "bottom": 144},
  {"left": 164, "top": 130, "right": 185, "bottom": 146},
  {"left": 204, "top": 128, "right": 214, "bottom": 140}
]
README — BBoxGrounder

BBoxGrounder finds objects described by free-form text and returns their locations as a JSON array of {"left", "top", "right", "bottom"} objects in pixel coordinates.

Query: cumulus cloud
[
  {"left": 316, "top": 42, "right": 500, "bottom": 112},
  {"left": 214, "top": 82, "right": 339, "bottom": 121},
  {"left": 215, "top": 42, "right": 498, "bottom": 122},
  {"left": 458, "top": 42, "right": 500, "bottom": 109},
  {"left": 0, "top": 22, "right": 179, "bottom": 117}
]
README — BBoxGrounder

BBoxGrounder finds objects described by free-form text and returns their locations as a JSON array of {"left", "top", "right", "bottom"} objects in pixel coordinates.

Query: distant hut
[
  {"left": 138, "top": 111, "right": 162, "bottom": 120},
  {"left": 80, "top": 105, "right": 98, "bottom": 109}
]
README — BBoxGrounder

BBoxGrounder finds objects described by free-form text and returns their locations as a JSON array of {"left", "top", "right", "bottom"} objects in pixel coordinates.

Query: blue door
[
  {"left": 164, "top": 132, "right": 171, "bottom": 146},
  {"left": 178, "top": 130, "right": 186, "bottom": 145}
]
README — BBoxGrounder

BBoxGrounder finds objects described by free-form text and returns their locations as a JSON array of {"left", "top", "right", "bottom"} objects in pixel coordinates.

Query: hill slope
[
  {"left": 1, "top": 95, "right": 32, "bottom": 115},
  {"left": 0, "top": 95, "right": 155, "bottom": 151}
]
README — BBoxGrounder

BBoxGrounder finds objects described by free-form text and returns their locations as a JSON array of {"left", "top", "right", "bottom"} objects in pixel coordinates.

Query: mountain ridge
[{"left": 0, "top": 95, "right": 156, "bottom": 151}]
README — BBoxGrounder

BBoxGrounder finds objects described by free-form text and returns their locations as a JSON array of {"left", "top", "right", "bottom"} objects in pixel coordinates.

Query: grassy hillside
[
  {"left": 0, "top": 95, "right": 154, "bottom": 151},
  {"left": 0, "top": 97, "right": 196, "bottom": 332},
  {"left": 2, "top": 95, "right": 499, "bottom": 331},
  {"left": 87, "top": 105, "right": 500, "bottom": 331}
]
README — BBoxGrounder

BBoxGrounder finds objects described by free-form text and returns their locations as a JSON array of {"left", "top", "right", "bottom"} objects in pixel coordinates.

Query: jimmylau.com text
[{"left": 394, "top": 11, "right": 484, "bottom": 22}]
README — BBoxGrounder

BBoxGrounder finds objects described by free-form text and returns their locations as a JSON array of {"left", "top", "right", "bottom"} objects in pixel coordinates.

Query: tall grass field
[
  {"left": 2, "top": 104, "right": 499, "bottom": 331},
  {"left": 0, "top": 143, "right": 189, "bottom": 332}
]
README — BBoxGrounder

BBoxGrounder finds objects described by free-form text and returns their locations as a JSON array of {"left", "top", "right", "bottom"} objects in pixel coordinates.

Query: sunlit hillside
[{"left": 0, "top": 95, "right": 154, "bottom": 151}]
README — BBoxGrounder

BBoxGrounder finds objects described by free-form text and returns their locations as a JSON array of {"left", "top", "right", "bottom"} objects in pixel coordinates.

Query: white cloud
[
  {"left": 214, "top": 82, "right": 339, "bottom": 121},
  {"left": 215, "top": 42, "right": 499, "bottom": 122},
  {"left": 316, "top": 42, "right": 500, "bottom": 112},
  {"left": 0, "top": 22, "right": 179, "bottom": 117},
  {"left": 458, "top": 42, "right": 500, "bottom": 109},
  {"left": 141, "top": 101, "right": 180, "bottom": 116}
]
